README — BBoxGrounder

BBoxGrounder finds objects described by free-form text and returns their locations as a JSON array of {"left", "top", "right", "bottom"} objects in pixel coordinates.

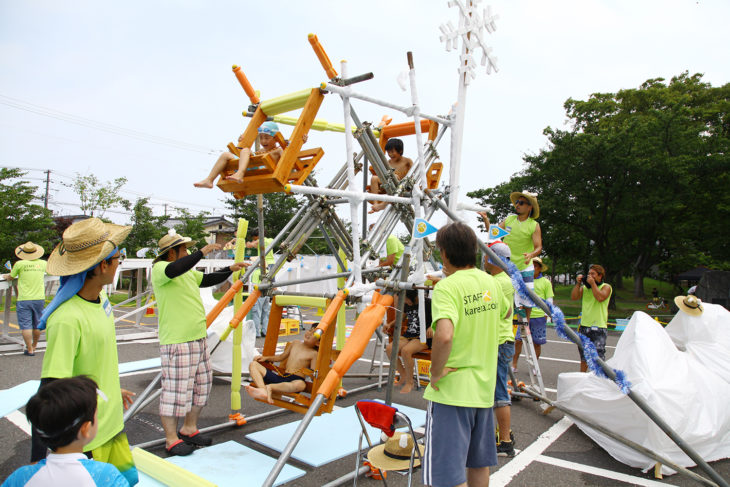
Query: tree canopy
[
  {"left": 0, "top": 168, "right": 57, "bottom": 263},
  {"left": 468, "top": 72, "right": 730, "bottom": 296}
]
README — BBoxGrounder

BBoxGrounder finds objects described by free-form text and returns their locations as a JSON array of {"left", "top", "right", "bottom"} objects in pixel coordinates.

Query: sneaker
[{"left": 497, "top": 440, "right": 515, "bottom": 457}]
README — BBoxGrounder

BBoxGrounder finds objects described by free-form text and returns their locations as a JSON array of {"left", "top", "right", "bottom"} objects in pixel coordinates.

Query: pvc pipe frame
[
  {"left": 424, "top": 189, "right": 730, "bottom": 487},
  {"left": 285, "top": 184, "right": 412, "bottom": 205}
]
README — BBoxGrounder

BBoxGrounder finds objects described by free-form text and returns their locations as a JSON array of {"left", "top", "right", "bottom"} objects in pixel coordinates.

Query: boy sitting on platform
[
  {"left": 369, "top": 138, "right": 413, "bottom": 212},
  {"left": 246, "top": 325, "right": 319, "bottom": 404},
  {"left": 384, "top": 289, "right": 433, "bottom": 394},
  {"left": 4, "top": 376, "right": 129, "bottom": 487},
  {"left": 194, "top": 121, "right": 284, "bottom": 188}
]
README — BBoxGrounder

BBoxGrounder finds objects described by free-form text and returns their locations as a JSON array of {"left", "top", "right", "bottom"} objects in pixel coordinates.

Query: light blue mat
[
  {"left": 246, "top": 402, "right": 426, "bottom": 467},
  {"left": 118, "top": 357, "right": 161, "bottom": 374},
  {"left": 136, "top": 441, "right": 305, "bottom": 487},
  {"left": 0, "top": 380, "right": 40, "bottom": 417},
  {"left": 1, "top": 359, "right": 161, "bottom": 417}
]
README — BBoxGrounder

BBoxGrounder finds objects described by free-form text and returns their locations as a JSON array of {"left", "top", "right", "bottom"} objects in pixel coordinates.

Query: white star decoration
[{"left": 439, "top": 0, "right": 499, "bottom": 83}]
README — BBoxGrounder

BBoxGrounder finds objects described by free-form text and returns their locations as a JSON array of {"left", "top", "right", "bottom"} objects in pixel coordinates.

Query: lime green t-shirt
[
  {"left": 10, "top": 259, "right": 47, "bottom": 301},
  {"left": 423, "top": 267, "right": 509, "bottom": 408},
  {"left": 503, "top": 214, "right": 537, "bottom": 271},
  {"left": 151, "top": 261, "right": 207, "bottom": 345},
  {"left": 251, "top": 237, "right": 275, "bottom": 284},
  {"left": 385, "top": 235, "right": 405, "bottom": 264},
  {"left": 41, "top": 291, "right": 123, "bottom": 451},
  {"left": 494, "top": 271, "right": 515, "bottom": 344},
  {"left": 531, "top": 276, "right": 554, "bottom": 319},
  {"left": 581, "top": 282, "right": 612, "bottom": 329}
]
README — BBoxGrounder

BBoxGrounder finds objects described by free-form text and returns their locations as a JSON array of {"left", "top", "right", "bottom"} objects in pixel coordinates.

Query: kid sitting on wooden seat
[
  {"left": 369, "top": 138, "right": 413, "bottom": 212},
  {"left": 384, "top": 289, "right": 432, "bottom": 394},
  {"left": 246, "top": 324, "right": 319, "bottom": 404},
  {"left": 194, "top": 121, "right": 284, "bottom": 188}
]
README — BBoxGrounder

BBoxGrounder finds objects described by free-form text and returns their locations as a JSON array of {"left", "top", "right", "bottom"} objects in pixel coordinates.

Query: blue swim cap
[{"left": 258, "top": 121, "right": 279, "bottom": 137}]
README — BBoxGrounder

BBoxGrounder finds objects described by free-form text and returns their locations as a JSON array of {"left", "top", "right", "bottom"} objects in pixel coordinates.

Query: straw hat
[
  {"left": 510, "top": 191, "right": 540, "bottom": 219},
  {"left": 154, "top": 230, "right": 197, "bottom": 262},
  {"left": 674, "top": 295, "right": 703, "bottom": 316},
  {"left": 47, "top": 218, "right": 131, "bottom": 276},
  {"left": 367, "top": 432, "right": 424, "bottom": 471},
  {"left": 15, "top": 241, "right": 44, "bottom": 261},
  {"left": 532, "top": 257, "right": 548, "bottom": 272}
]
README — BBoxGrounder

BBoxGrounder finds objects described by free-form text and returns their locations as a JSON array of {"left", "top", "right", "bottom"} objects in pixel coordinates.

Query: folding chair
[{"left": 354, "top": 400, "right": 423, "bottom": 487}]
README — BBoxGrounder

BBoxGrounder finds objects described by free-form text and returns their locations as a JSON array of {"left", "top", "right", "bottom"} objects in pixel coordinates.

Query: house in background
[{"left": 165, "top": 216, "right": 237, "bottom": 246}]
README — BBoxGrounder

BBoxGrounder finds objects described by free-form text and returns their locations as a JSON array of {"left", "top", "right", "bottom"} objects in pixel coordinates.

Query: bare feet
[
  {"left": 193, "top": 180, "right": 214, "bottom": 189},
  {"left": 225, "top": 174, "right": 244, "bottom": 183},
  {"left": 369, "top": 201, "right": 388, "bottom": 213},
  {"left": 246, "top": 385, "right": 268, "bottom": 403},
  {"left": 265, "top": 385, "right": 274, "bottom": 404},
  {"left": 399, "top": 383, "right": 414, "bottom": 394}
]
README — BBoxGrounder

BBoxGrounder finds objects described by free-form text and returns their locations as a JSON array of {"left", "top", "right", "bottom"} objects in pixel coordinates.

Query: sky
[{"left": 1, "top": 0, "right": 729, "bottom": 235}]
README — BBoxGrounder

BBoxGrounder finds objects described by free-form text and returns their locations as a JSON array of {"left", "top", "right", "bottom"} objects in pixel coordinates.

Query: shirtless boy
[
  {"left": 194, "top": 121, "right": 283, "bottom": 188},
  {"left": 246, "top": 325, "right": 319, "bottom": 404},
  {"left": 370, "top": 138, "right": 413, "bottom": 212}
]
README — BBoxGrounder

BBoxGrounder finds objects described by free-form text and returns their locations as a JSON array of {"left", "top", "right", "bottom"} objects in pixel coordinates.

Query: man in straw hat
[
  {"left": 513, "top": 256, "right": 554, "bottom": 372},
  {"left": 571, "top": 264, "right": 612, "bottom": 372},
  {"left": 4, "top": 241, "right": 47, "bottom": 355},
  {"left": 480, "top": 190, "right": 543, "bottom": 322},
  {"left": 423, "top": 222, "right": 510, "bottom": 487},
  {"left": 32, "top": 217, "right": 139, "bottom": 485},
  {"left": 151, "top": 230, "right": 247, "bottom": 456}
]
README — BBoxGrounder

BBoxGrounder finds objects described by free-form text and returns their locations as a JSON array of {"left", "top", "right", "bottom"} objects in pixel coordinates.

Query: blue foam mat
[
  {"left": 118, "top": 357, "right": 161, "bottom": 374},
  {"left": 135, "top": 441, "right": 305, "bottom": 487},
  {"left": 246, "top": 402, "right": 426, "bottom": 467},
  {"left": 0, "top": 380, "right": 40, "bottom": 417}
]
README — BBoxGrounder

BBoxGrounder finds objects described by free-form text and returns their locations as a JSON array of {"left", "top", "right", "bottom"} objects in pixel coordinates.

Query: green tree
[
  {"left": 67, "top": 173, "right": 130, "bottom": 217},
  {"left": 469, "top": 72, "right": 730, "bottom": 297},
  {"left": 173, "top": 208, "right": 210, "bottom": 247},
  {"left": 0, "top": 168, "right": 56, "bottom": 262},
  {"left": 226, "top": 192, "right": 302, "bottom": 240},
  {"left": 125, "top": 198, "right": 169, "bottom": 257}
]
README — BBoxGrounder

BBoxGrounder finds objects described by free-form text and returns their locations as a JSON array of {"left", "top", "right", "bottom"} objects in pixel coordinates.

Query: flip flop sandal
[
  {"left": 23, "top": 350, "right": 35, "bottom": 356},
  {"left": 166, "top": 439, "right": 195, "bottom": 456},
  {"left": 178, "top": 430, "right": 212, "bottom": 446}
]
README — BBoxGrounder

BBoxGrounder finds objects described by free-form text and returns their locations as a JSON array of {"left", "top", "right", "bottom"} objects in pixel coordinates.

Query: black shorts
[
  {"left": 264, "top": 369, "right": 305, "bottom": 384},
  {"left": 578, "top": 326, "right": 607, "bottom": 361}
]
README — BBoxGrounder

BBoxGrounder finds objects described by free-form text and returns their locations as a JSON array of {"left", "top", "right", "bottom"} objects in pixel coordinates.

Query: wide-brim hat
[
  {"left": 154, "top": 230, "right": 197, "bottom": 262},
  {"left": 532, "top": 257, "right": 548, "bottom": 272},
  {"left": 15, "top": 241, "right": 44, "bottom": 261},
  {"left": 47, "top": 218, "right": 131, "bottom": 276},
  {"left": 674, "top": 295, "right": 703, "bottom": 316},
  {"left": 367, "top": 431, "right": 424, "bottom": 471},
  {"left": 510, "top": 191, "right": 540, "bottom": 219}
]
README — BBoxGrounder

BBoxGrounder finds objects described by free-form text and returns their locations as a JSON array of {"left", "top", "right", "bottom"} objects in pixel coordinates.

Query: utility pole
[
  {"left": 163, "top": 203, "right": 168, "bottom": 216},
  {"left": 44, "top": 170, "right": 50, "bottom": 209}
]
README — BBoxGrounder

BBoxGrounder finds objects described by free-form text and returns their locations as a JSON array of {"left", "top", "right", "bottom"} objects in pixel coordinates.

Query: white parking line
[
  {"left": 6, "top": 411, "right": 31, "bottom": 436},
  {"left": 546, "top": 339, "right": 616, "bottom": 349},
  {"left": 535, "top": 455, "right": 667, "bottom": 486},
  {"left": 490, "top": 416, "right": 573, "bottom": 486}
]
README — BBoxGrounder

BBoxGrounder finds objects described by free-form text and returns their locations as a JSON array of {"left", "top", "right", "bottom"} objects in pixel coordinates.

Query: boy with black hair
[
  {"left": 4, "top": 376, "right": 129, "bottom": 486},
  {"left": 369, "top": 138, "right": 413, "bottom": 212}
]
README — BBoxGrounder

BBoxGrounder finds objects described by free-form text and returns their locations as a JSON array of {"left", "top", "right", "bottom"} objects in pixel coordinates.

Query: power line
[{"left": 0, "top": 94, "right": 219, "bottom": 155}]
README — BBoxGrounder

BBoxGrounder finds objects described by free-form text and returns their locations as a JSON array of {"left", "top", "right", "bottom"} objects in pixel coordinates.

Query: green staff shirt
[
  {"left": 503, "top": 214, "right": 537, "bottom": 271},
  {"left": 531, "top": 276, "right": 554, "bottom": 318},
  {"left": 152, "top": 261, "right": 207, "bottom": 345},
  {"left": 251, "top": 237, "right": 275, "bottom": 284},
  {"left": 384, "top": 235, "right": 405, "bottom": 265},
  {"left": 581, "top": 282, "right": 612, "bottom": 329},
  {"left": 424, "top": 267, "right": 509, "bottom": 408},
  {"left": 41, "top": 291, "right": 123, "bottom": 451},
  {"left": 494, "top": 272, "right": 515, "bottom": 345},
  {"left": 10, "top": 259, "right": 47, "bottom": 301}
]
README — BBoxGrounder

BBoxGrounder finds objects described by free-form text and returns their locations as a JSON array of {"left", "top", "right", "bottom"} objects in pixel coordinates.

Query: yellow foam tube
[
  {"left": 273, "top": 295, "right": 328, "bottom": 308},
  {"left": 260, "top": 89, "right": 312, "bottom": 116},
  {"left": 131, "top": 448, "right": 217, "bottom": 487}
]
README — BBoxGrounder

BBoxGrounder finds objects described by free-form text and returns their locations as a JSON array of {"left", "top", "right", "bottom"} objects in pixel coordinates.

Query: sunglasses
[{"left": 514, "top": 200, "right": 530, "bottom": 206}]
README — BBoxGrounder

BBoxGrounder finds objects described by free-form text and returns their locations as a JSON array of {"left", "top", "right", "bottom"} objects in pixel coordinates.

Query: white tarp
[
  {"left": 201, "top": 287, "right": 258, "bottom": 374},
  {"left": 556, "top": 305, "right": 730, "bottom": 475}
]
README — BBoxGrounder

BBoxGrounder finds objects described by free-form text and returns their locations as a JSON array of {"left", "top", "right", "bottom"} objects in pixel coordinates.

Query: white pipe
[
  {"left": 341, "top": 61, "right": 363, "bottom": 286},
  {"left": 323, "top": 83, "right": 451, "bottom": 126},
  {"left": 457, "top": 201, "right": 491, "bottom": 212},
  {"left": 285, "top": 184, "right": 412, "bottom": 204}
]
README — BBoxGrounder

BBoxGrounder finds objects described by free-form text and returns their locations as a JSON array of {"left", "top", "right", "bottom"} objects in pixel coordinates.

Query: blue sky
[{"left": 1, "top": 0, "right": 728, "bottom": 233}]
